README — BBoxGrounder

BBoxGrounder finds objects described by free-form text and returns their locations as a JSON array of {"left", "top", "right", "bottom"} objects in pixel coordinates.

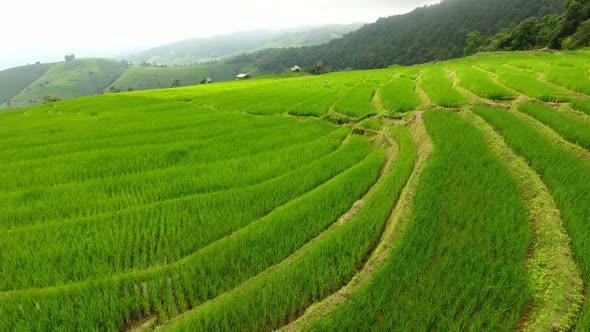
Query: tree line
[
  {"left": 466, "top": 0, "right": 590, "bottom": 54},
  {"left": 225, "top": 0, "right": 564, "bottom": 72}
]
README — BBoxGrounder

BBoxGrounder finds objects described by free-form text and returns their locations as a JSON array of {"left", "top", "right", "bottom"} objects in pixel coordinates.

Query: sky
[{"left": 0, "top": 0, "right": 439, "bottom": 69}]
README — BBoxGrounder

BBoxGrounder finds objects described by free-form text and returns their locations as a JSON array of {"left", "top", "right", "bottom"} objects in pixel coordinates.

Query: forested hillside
[
  {"left": 128, "top": 24, "right": 362, "bottom": 66},
  {"left": 229, "top": 0, "right": 563, "bottom": 71},
  {"left": 483, "top": 0, "right": 590, "bottom": 51}
]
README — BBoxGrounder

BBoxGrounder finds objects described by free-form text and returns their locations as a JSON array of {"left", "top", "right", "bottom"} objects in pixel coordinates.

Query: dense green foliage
[
  {"left": 229, "top": 0, "right": 563, "bottom": 71},
  {"left": 474, "top": 105, "right": 590, "bottom": 329},
  {"left": 309, "top": 110, "right": 531, "bottom": 331},
  {"left": 0, "top": 90, "right": 384, "bottom": 330},
  {"left": 483, "top": 0, "right": 590, "bottom": 51},
  {"left": 510, "top": 61, "right": 590, "bottom": 95}
]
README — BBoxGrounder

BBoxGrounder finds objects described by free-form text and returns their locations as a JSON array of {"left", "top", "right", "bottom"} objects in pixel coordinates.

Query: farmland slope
[{"left": 1, "top": 49, "right": 589, "bottom": 331}]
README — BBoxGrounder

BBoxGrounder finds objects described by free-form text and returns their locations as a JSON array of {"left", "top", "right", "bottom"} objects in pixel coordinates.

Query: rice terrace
[
  {"left": 2, "top": 0, "right": 590, "bottom": 330},
  {"left": 1, "top": 47, "right": 589, "bottom": 331}
]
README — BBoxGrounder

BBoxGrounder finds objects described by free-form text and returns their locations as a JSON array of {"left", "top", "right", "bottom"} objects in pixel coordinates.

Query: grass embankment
[
  {"left": 453, "top": 66, "right": 515, "bottom": 100},
  {"left": 379, "top": 76, "right": 420, "bottom": 114},
  {"left": 482, "top": 65, "right": 571, "bottom": 102},
  {"left": 283, "top": 112, "right": 433, "bottom": 331},
  {"left": 333, "top": 82, "right": 379, "bottom": 118},
  {"left": 466, "top": 106, "right": 583, "bottom": 331},
  {"left": 420, "top": 68, "right": 468, "bottom": 108},
  {"left": 474, "top": 105, "right": 590, "bottom": 330},
  {"left": 518, "top": 103, "right": 590, "bottom": 150},
  {"left": 306, "top": 110, "right": 531, "bottom": 331},
  {"left": 0, "top": 132, "right": 383, "bottom": 331},
  {"left": 162, "top": 125, "right": 416, "bottom": 331}
]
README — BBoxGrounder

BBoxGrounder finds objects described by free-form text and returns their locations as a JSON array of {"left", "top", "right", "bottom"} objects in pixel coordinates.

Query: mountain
[
  {"left": 127, "top": 24, "right": 363, "bottom": 66},
  {"left": 6, "top": 58, "right": 126, "bottom": 109},
  {"left": 229, "top": 0, "right": 564, "bottom": 71},
  {"left": 0, "top": 63, "right": 54, "bottom": 108},
  {"left": 0, "top": 58, "right": 269, "bottom": 110}
]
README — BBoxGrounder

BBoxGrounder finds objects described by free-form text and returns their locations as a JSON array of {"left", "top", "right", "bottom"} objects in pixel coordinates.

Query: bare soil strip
[{"left": 464, "top": 108, "right": 584, "bottom": 332}]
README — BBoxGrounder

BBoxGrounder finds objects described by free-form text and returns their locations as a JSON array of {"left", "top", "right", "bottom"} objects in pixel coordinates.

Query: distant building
[
  {"left": 291, "top": 65, "right": 301, "bottom": 72},
  {"left": 236, "top": 73, "right": 251, "bottom": 80},
  {"left": 206, "top": 78, "right": 213, "bottom": 84}
]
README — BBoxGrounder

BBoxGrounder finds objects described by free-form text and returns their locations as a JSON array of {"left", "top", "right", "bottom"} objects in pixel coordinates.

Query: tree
[
  {"left": 562, "top": 18, "right": 590, "bottom": 48},
  {"left": 463, "top": 31, "right": 485, "bottom": 56},
  {"left": 510, "top": 17, "right": 540, "bottom": 50},
  {"left": 64, "top": 54, "right": 76, "bottom": 61},
  {"left": 551, "top": 0, "right": 590, "bottom": 48},
  {"left": 43, "top": 95, "right": 61, "bottom": 103},
  {"left": 170, "top": 79, "right": 181, "bottom": 88},
  {"left": 109, "top": 86, "right": 121, "bottom": 93},
  {"left": 305, "top": 59, "right": 330, "bottom": 75}
]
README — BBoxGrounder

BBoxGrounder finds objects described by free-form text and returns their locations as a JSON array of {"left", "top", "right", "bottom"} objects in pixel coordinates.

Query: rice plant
[
  {"left": 571, "top": 98, "right": 590, "bottom": 115},
  {"left": 474, "top": 105, "right": 590, "bottom": 329},
  {"left": 164, "top": 125, "right": 416, "bottom": 331},
  {"left": 379, "top": 76, "right": 420, "bottom": 113},
  {"left": 453, "top": 66, "right": 515, "bottom": 100},
  {"left": 333, "top": 82, "right": 378, "bottom": 118},
  {"left": 308, "top": 110, "right": 531, "bottom": 331},
  {"left": 518, "top": 103, "right": 590, "bottom": 150},
  {"left": 490, "top": 65, "right": 572, "bottom": 102},
  {"left": 420, "top": 68, "right": 468, "bottom": 108}
]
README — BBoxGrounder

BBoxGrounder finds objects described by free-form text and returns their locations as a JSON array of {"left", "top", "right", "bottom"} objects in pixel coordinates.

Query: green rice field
[{"left": 1, "top": 49, "right": 590, "bottom": 331}]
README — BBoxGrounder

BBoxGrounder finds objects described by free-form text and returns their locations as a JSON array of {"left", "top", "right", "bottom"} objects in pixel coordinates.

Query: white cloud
[{"left": 0, "top": 0, "right": 439, "bottom": 68}]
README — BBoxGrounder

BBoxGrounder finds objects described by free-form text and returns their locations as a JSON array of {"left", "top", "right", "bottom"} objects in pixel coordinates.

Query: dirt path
[
  {"left": 463, "top": 108, "right": 584, "bottom": 332},
  {"left": 280, "top": 112, "right": 433, "bottom": 331}
]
